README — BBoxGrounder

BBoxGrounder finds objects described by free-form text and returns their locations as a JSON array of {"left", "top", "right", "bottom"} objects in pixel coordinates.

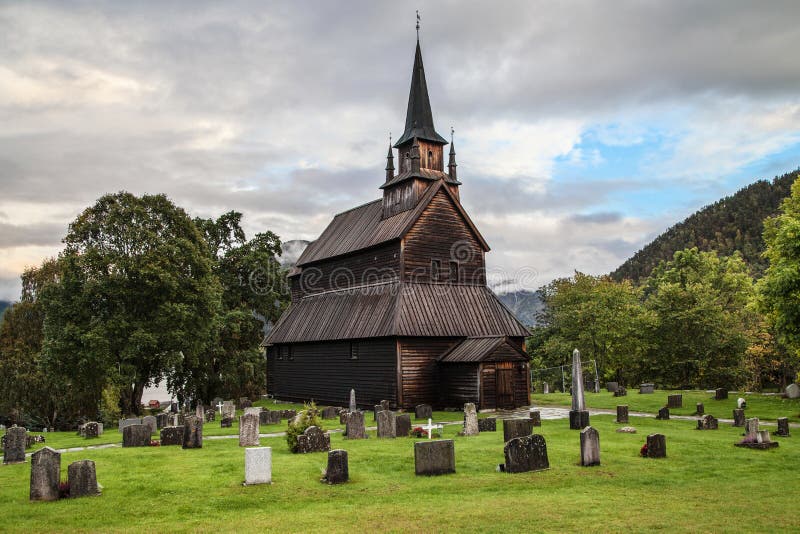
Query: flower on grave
[
  {"left": 150, "top": 440, "right": 161, "bottom": 447},
  {"left": 738, "top": 435, "right": 757, "bottom": 445},
  {"left": 59, "top": 481, "right": 70, "bottom": 498},
  {"left": 640, "top": 443, "right": 648, "bottom": 457},
  {"left": 411, "top": 427, "right": 426, "bottom": 438}
]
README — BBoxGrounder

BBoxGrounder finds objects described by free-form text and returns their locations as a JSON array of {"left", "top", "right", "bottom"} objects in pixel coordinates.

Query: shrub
[{"left": 286, "top": 402, "right": 321, "bottom": 452}]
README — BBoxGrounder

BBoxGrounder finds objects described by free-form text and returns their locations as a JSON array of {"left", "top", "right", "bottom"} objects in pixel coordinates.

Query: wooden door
[{"left": 496, "top": 362, "right": 514, "bottom": 408}]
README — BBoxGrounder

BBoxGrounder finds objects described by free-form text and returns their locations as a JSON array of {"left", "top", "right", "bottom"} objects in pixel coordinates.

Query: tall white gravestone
[{"left": 569, "top": 349, "right": 590, "bottom": 430}]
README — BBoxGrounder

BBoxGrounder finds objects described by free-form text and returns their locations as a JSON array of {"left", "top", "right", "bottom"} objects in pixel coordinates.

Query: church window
[
  {"left": 450, "top": 260, "right": 460, "bottom": 282},
  {"left": 431, "top": 259, "right": 441, "bottom": 281},
  {"left": 428, "top": 150, "right": 433, "bottom": 166},
  {"left": 350, "top": 342, "right": 359, "bottom": 360}
]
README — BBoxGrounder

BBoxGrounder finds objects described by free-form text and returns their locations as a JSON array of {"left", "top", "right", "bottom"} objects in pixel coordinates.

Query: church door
[{"left": 496, "top": 362, "right": 514, "bottom": 409}]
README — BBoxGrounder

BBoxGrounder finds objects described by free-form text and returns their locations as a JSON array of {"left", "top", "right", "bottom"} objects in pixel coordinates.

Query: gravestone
[
  {"left": 159, "top": 426, "right": 183, "bottom": 446},
  {"left": 696, "top": 403, "right": 705, "bottom": 416},
  {"left": 349, "top": 389, "right": 357, "bottom": 412},
  {"left": 737, "top": 397, "right": 747, "bottom": 410},
  {"left": 122, "top": 424, "right": 151, "bottom": 447},
  {"left": 142, "top": 416, "right": 157, "bottom": 435},
  {"left": 196, "top": 404, "right": 205, "bottom": 423},
  {"left": 239, "top": 414, "right": 260, "bottom": 447},
  {"left": 376, "top": 410, "right": 396, "bottom": 439},
  {"left": 182, "top": 415, "right": 203, "bottom": 449},
  {"left": 222, "top": 401, "right": 235, "bottom": 419},
  {"left": 322, "top": 406, "right": 339, "bottom": 420},
  {"left": 267, "top": 411, "right": 282, "bottom": 425},
  {"left": 569, "top": 349, "right": 590, "bottom": 430},
  {"left": 502, "top": 434, "right": 549, "bottom": 473},
  {"left": 715, "top": 388, "right": 728, "bottom": 400},
  {"left": 736, "top": 430, "right": 779, "bottom": 449},
  {"left": 606, "top": 382, "right": 619, "bottom": 393},
  {"left": 542, "top": 382, "right": 549, "bottom": 394},
  {"left": 646, "top": 434, "right": 666, "bottom": 458},
  {"left": 415, "top": 404, "right": 432, "bottom": 420},
  {"left": 639, "top": 383, "right": 655, "bottom": 394},
  {"left": 656, "top": 407, "right": 670, "bottom": 420},
  {"left": 373, "top": 405, "right": 383, "bottom": 421},
  {"left": 503, "top": 418, "right": 534, "bottom": 443},
  {"left": 345, "top": 411, "right": 366, "bottom": 440},
  {"left": 244, "top": 407, "right": 262, "bottom": 417},
  {"left": 322, "top": 449, "right": 349, "bottom": 484},
  {"left": 667, "top": 394, "right": 682, "bottom": 409},
  {"left": 732, "top": 409, "right": 745, "bottom": 427},
  {"left": 29, "top": 447, "right": 60, "bottom": 501},
  {"left": 205, "top": 409, "right": 216, "bottom": 422},
  {"left": 414, "top": 439, "right": 455, "bottom": 476},
  {"left": 478, "top": 417, "right": 496, "bottom": 432},
  {"left": 239, "top": 397, "right": 253, "bottom": 409},
  {"left": 281, "top": 410, "right": 297, "bottom": 419},
  {"left": 580, "top": 426, "right": 600, "bottom": 467},
  {"left": 339, "top": 410, "right": 349, "bottom": 425},
  {"left": 616, "top": 405, "right": 629, "bottom": 424},
  {"left": 776, "top": 417, "right": 790, "bottom": 437},
  {"left": 68, "top": 460, "right": 99, "bottom": 498},
  {"left": 244, "top": 447, "right": 272, "bottom": 485},
  {"left": 614, "top": 387, "right": 627, "bottom": 397},
  {"left": 296, "top": 426, "right": 330, "bottom": 453},
  {"left": 697, "top": 414, "right": 718, "bottom": 430},
  {"left": 745, "top": 417, "right": 760, "bottom": 439},
  {"left": 220, "top": 417, "right": 233, "bottom": 428},
  {"left": 118, "top": 418, "right": 141, "bottom": 432},
  {"left": 396, "top": 413, "right": 412, "bottom": 437},
  {"left": 784, "top": 383, "right": 800, "bottom": 399},
  {"left": 529, "top": 410, "right": 541, "bottom": 427},
  {"left": 259, "top": 410, "right": 270, "bottom": 425},
  {"left": 379, "top": 399, "right": 390, "bottom": 411},
  {"left": 84, "top": 422, "right": 100, "bottom": 439},
  {"left": 463, "top": 403, "right": 479, "bottom": 436},
  {"left": 156, "top": 414, "right": 170, "bottom": 430}
]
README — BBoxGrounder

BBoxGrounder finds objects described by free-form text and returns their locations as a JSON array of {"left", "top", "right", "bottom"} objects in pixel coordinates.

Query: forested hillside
[
  {"left": 0, "top": 301, "right": 9, "bottom": 319},
  {"left": 612, "top": 169, "right": 799, "bottom": 283}
]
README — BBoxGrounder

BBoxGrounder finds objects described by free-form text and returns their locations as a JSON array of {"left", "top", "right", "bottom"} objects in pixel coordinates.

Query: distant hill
[
  {"left": 496, "top": 290, "right": 543, "bottom": 327},
  {"left": 0, "top": 300, "right": 10, "bottom": 320},
  {"left": 612, "top": 169, "right": 799, "bottom": 283}
]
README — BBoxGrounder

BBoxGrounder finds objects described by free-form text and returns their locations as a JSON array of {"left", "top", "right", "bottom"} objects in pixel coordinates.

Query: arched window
[{"left": 428, "top": 150, "right": 433, "bottom": 167}]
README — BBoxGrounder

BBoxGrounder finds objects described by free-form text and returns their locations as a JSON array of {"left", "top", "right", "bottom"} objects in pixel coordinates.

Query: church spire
[
  {"left": 394, "top": 38, "right": 447, "bottom": 147},
  {"left": 385, "top": 139, "right": 394, "bottom": 182},
  {"left": 448, "top": 127, "right": 457, "bottom": 182}
]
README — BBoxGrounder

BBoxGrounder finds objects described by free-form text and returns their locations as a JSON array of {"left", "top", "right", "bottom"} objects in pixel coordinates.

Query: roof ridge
[{"left": 332, "top": 198, "right": 381, "bottom": 217}]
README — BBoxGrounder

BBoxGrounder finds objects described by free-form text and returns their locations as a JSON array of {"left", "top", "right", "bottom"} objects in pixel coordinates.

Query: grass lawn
[
  {"left": 1, "top": 412, "right": 798, "bottom": 532},
  {"left": 531, "top": 390, "right": 800, "bottom": 422}
]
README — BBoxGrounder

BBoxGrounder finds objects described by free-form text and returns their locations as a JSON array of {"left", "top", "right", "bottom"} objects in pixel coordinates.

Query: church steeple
[
  {"left": 394, "top": 40, "right": 447, "bottom": 147},
  {"left": 385, "top": 142, "right": 394, "bottom": 182},
  {"left": 448, "top": 136, "right": 457, "bottom": 182}
]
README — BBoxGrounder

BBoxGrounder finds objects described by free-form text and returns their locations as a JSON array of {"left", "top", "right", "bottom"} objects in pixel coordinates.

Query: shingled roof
[
  {"left": 263, "top": 281, "right": 529, "bottom": 344},
  {"left": 394, "top": 40, "right": 447, "bottom": 147},
  {"left": 438, "top": 336, "right": 528, "bottom": 363},
  {"left": 296, "top": 180, "right": 487, "bottom": 267}
]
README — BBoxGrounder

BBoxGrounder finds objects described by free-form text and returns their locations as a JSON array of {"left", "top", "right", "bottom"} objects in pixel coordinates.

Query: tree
[
  {"left": 760, "top": 177, "right": 800, "bottom": 377},
  {"left": 40, "top": 192, "right": 221, "bottom": 415}
]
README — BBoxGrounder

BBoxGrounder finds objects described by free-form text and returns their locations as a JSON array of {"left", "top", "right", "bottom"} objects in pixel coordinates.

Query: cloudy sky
[{"left": 2, "top": 1, "right": 800, "bottom": 300}]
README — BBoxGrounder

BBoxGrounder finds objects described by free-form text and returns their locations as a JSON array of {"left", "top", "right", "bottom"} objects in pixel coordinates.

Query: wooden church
[{"left": 264, "top": 37, "right": 530, "bottom": 410}]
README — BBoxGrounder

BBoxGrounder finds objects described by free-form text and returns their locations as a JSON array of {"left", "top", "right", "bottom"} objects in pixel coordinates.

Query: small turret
[
  {"left": 410, "top": 139, "right": 421, "bottom": 173},
  {"left": 385, "top": 143, "right": 394, "bottom": 182},
  {"left": 448, "top": 138, "right": 457, "bottom": 182}
]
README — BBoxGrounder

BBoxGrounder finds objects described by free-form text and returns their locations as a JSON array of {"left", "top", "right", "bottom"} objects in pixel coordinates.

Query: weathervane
[
  {"left": 416, "top": 10, "right": 420, "bottom": 39},
  {"left": 451, "top": 126, "right": 454, "bottom": 143},
  {"left": 389, "top": 131, "right": 392, "bottom": 145}
]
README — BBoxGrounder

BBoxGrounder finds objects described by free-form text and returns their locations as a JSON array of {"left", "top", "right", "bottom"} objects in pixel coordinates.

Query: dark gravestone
[
  {"left": 268, "top": 411, "right": 282, "bottom": 425},
  {"left": 395, "top": 414, "right": 412, "bottom": 437},
  {"left": 84, "top": 422, "right": 99, "bottom": 439},
  {"left": 639, "top": 383, "right": 655, "bottom": 394},
  {"left": 296, "top": 426, "right": 330, "bottom": 453},
  {"left": 339, "top": 410, "right": 348, "bottom": 425},
  {"left": 732, "top": 409, "right": 745, "bottom": 427},
  {"left": 569, "top": 410, "right": 590, "bottom": 430},
  {"left": 667, "top": 394, "right": 682, "bottom": 409},
  {"left": 239, "top": 398, "right": 252, "bottom": 409},
  {"left": 503, "top": 418, "right": 534, "bottom": 443},
  {"left": 776, "top": 417, "right": 790, "bottom": 437},
  {"left": 156, "top": 414, "right": 170, "bottom": 430},
  {"left": 142, "top": 416, "right": 157, "bottom": 435},
  {"left": 122, "top": 424, "right": 151, "bottom": 447},
  {"left": 68, "top": 460, "right": 99, "bottom": 498},
  {"left": 376, "top": 411, "right": 396, "bottom": 438},
  {"left": 182, "top": 416, "right": 203, "bottom": 449},
  {"left": 322, "top": 449, "right": 349, "bottom": 484},
  {"left": 259, "top": 410, "right": 270, "bottom": 425},
  {"left": 281, "top": 410, "right": 297, "bottom": 420},
  {"left": 606, "top": 382, "right": 619, "bottom": 393},
  {"left": 502, "top": 434, "right": 549, "bottom": 473},
  {"left": 646, "top": 434, "right": 666, "bottom": 458},
  {"left": 529, "top": 410, "right": 541, "bottom": 427},
  {"left": 414, "top": 404, "right": 432, "bottom": 420},
  {"left": 580, "top": 426, "right": 600, "bottom": 467},
  {"left": 656, "top": 407, "right": 670, "bottom": 420},
  {"left": 159, "top": 426, "right": 183, "bottom": 446},
  {"left": 478, "top": 417, "right": 497, "bottom": 432},
  {"left": 696, "top": 415, "right": 718, "bottom": 430},
  {"left": 29, "top": 447, "right": 60, "bottom": 501},
  {"left": 695, "top": 403, "right": 705, "bottom": 416},
  {"left": 205, "top": 409, "right": 216, "bottom": 422},
  {"left": 239, "top": 413, "right": 260, "bottom": 447},
  {"left": 322, "top": 406, "right": 339, "bottom": 420},
  {"left": 3, "top": 427, "right": 28, "bottom": 463},
  {"left": 220, "top": 417, "right": 233, "bottom": 428},
  {"left": 414, "top": 439, "right": 455, "bottom": 476},
  {"left": 373, "top": 405, "right": 383, "bottom": 421},
  {"left": 616, "top": 405, "right": 629, "bottom": 424},
  {"left": 345, "top": 411, "right": 366, "bottom": 440},
  {"left": 715, "top": 388, "right": 728, "bottom": 400},
  {"left": 614, "top": 387, "right": 627, "bottom": 397},
  {"left": 380, "top": 400, "right": 391, "bottom": 411},
  {"left": 118, "top": 418, "right": 141, "bottom": 432}
]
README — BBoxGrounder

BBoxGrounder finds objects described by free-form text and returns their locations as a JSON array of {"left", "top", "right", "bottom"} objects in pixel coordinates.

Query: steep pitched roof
[
  {"left": 263, "top": 282, "right": 530, "bottom": 344},
  {"left": 394, "top": 41, "right": 447, "bottom": 146},
  {"left": 296, "top": 180, "right": 487, "bottom": 267},
  {"left": 438, "top": 336, "right": 528, "bottom": 363}
]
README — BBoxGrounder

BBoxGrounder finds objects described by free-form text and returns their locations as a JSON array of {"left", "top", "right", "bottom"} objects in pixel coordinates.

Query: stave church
[{"left": 264, "top": 35, "right": 530, "bottom": 410}]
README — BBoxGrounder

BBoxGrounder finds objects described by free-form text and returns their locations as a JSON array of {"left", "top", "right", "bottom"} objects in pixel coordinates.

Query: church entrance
[{"left": 496, "top": 362, "right": 515, "bottom": 409}]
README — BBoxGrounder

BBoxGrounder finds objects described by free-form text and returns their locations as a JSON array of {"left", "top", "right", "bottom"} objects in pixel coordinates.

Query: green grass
[
  {"left": 531, "top": 390, "right": 800, "bottom": 422},
  {"left": 1, "top": 412, "right": 798, "bottom": 532}
]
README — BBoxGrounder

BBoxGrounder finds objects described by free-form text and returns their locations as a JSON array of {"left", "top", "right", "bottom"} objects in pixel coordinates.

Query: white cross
[
  {"left": 216, "top": 401, "right": 224, "bottom": 414},
  {"left": 421, "top": 418, "right": 443, "bottom": 439}
]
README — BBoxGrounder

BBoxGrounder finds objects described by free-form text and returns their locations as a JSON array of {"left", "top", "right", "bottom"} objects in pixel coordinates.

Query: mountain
[
  {"left": 280, "top": 240, "right": 310, "bottom": 267},
  {"left": 0, "top": 300, "right": 10, "bottom": 320},
  {"left": 612, "top": 169, "right": 799, "bottom": 283},
  {"left": 496, "top": 290, "right": 543, "bottom": 327}
]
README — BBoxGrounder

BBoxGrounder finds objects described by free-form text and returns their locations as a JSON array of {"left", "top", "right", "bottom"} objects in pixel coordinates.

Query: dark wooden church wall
[
  {"left": 402, "top": 189, "right": 485, "bottom": 285},
  {"left": 293, "top": 242, "right": 401, "bottom": 298},
  {"left": 399, "top": 337, "right": 458, "bottom": 408},
  {"left": 480, "top": 365, "right": 496, "bottom": 409},
  {"left": 439, "top": 364, "right": 479, "bottom": 407},
  {"left": 267, "top": 338, "right": 397, "bottom": 407},
  {"left": 515, "top": 364, "right": 530, "bottom": 407}
]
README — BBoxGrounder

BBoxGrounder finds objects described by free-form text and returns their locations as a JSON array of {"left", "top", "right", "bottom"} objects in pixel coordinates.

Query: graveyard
[{"left": 1, "top": 394, "right": 798, "bottom": 533}]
